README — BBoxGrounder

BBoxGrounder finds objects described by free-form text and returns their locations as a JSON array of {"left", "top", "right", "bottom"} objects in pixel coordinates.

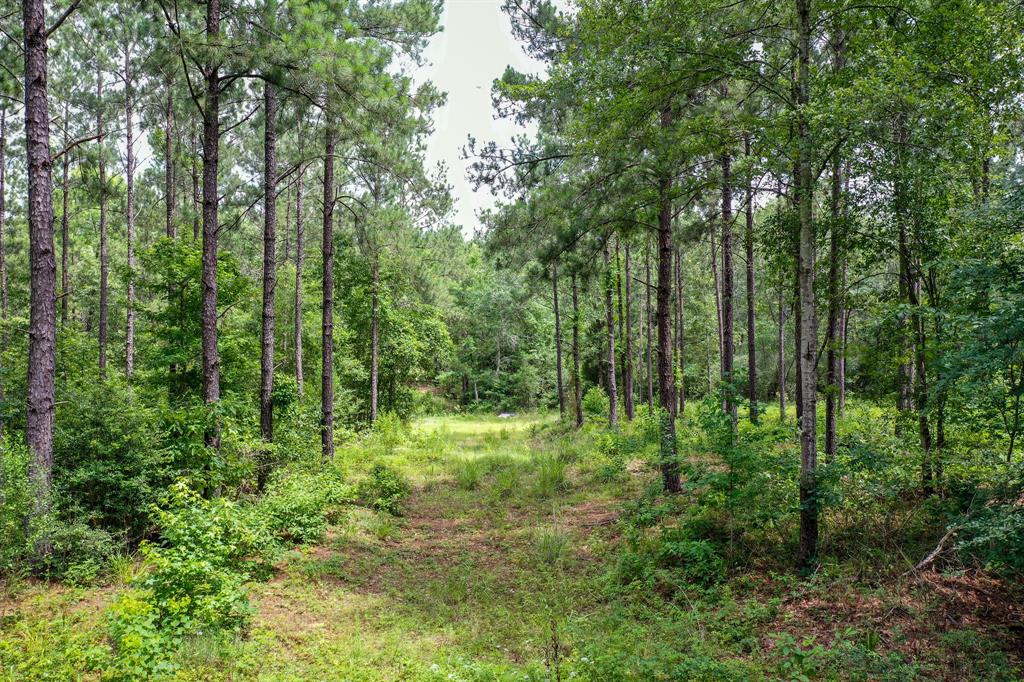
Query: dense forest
[{"left": 0, "top": 0, "right": 1023, "bottom": 679}]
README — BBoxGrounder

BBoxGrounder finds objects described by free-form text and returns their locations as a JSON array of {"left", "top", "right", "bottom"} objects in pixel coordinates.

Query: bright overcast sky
[{"left": 417, "top": 0, "right": 545, "bottom": 235}]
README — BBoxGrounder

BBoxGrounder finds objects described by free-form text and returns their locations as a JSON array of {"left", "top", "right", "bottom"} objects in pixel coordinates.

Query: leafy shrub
[
  {"left": 128, "top": 483, "right": 266, "bottom": 635},
  {"left": 106, "top": 589, "right": 177, "bottom": 680},
  {"left": 256, "top": 468, "right": 353, "bottom": 544},
  {"left": 357, "top": 464, "right": 411, "bottom": 515},
  {"left": 657, "top": 531, "right": 725, "bottom": 585},
  {"left": 0, "top": 438, "right": 32, "bottom": 575},
  {"left": 957, "top": 502, "right": 1024, "bottom": 577},
  {"left": 582, "top": 387, "right": 610, "bottom": 419}
]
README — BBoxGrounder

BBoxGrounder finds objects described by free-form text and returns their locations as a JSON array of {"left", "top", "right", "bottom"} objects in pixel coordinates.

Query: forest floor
[{"left": 1, "top": 413, "right": 1022, "bottom": 680}]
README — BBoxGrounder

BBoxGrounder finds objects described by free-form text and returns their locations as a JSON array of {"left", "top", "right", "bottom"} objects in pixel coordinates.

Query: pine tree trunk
[
  {"left": 795, "top": 0, "right": 820, "bottom": 572},
  {"left": 97, "top": 72, "right": 109, "bottom": 379},
  {"left": 125, "top": 55, "right": 137, "bottom": 378},
  {"left": 553, "top": 263, "right": 565, "bottom": 419},
  {"left": 0, "top": 107, "right": 7, "bottom": 334},
  {"left": 60, "top": 104, "right": 69, "bottom": 328},
  {"left": 710, "top": 230, "right": 725, "bottom": 391},
  {"left": 778, "top": 279, "right": 786, "bottom": 421},
  {"left": 825, "top": 153, "right": 842, "bottom": 461},
  {"left": 369, "top": 257, "right": 380, "bottom": 424},
  {"left": 675, "top": 247, "right": 686, "bottom": 417},
  {"left": 260, "top": 82, "right": 278, "bottom": 445},
  {"left": 0, "top": 107, "right": 6, "bottom": 434},
  {"left": 24, "top": 0, "right": 58, "bottom": 549},
  {"left": 192, "top": 123, "right": 200, "bottom": 241},
  {"left": 645, "top": 244, "right": 654, "bottom": 407},
  {"left": 201, "top": 0, "right": 222, "bottom": 447},
  {"left": 623, "top": 245, "right": 635, "bottom": 420},
  {"left": 571, "top": 272, "right": 583, "bottom": 428},
  {"left": 604, "top": 241, "right": 618, "bottom": 427},
  {"left": 294, "top": 163, "right": 304, "bottom": 397},
  {"left": 721, "top": 150, "right": 736, "bottom": 430},
  {"left": 165, "top": 78, "right": 176, "bottom": 238},
  {"left": 744, "top": 135, "right": 758, "bottom": 424},
  {"left": 321, "top": 129, "right": 336, "bottom": 461},
  {"left": 658, "top": 107, "right": 679, "bottom": 492}
]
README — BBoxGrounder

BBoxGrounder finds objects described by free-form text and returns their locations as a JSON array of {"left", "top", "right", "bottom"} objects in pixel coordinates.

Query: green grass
[{"left": 0, "top": 411, "right": 1020, "bottom": 681}]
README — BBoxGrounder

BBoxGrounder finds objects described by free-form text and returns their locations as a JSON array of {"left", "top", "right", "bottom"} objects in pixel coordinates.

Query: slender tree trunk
[
  {"left": 623, "top": 245, "right": 635, "bottom": 419},
  {"left": 553, "top": 263, "right": 565, "bottom": 419},
  {"left": 60, "top": 104, "right": 69, "bottom": 328},
  {"left": 658, "top": 107, "right": 679, "bottom": 492},
  {"left": 97, "top": 71, "right": 109, "bottom": 379},
  {"left": 294, "top": 163, "right": 304, "bottom": 397},
  {"left": 744, "top": 135, "right": 758, "bottom": 424},
  {"left": 824, "top": 155, "right": 842, "bottom": 460},
  {"left": 165, "top": 77, "right": 176, "bottom": 238},
  {"left": 909, "top": 273, "right": 933, "bottom": 494},
  {"left": 795, "top": 0, "right": 819, "bottom": 572},
  {"left": 604, "top": 241, "right": 619, "bottom": 427},
  {"left": 0, "top": 107, "right": 6, "bottom": 434},
  {"left": 721, "top": 150, "right": 736, "bottom": 430},
  {"left": 192, "top": 123, "right": 200, "bottom": 241},
  {"left": 710, "top": 230, "right": 724, "bottom": 376},
  {"left": 824, "top": 26, "right": 845, "bottom": 460},
  {"left": 369, "top": 256, "right": 380, "bottom": 424},
  {"left": 125, "top": 55, "right": 137, "bottom": 378},
  {"left": 571, "top": 273, "right": 583, "bottom": 427},
  {"left": 778, "top": 279, "right": 786, "bottom": 421},
  {"left": 321, "top": 129, "right": 336, "bottom": 461},
  {"left": 615, "top": 240, "right": 625, "bottom": 401},
  {"left": 24, "top": 0, "right": 58, "bottom": 548},
  {"left": 793, "top": 239, "right": 803, "bottom": 422},
  {"left": 0, "top": 107, "right": 7, "bottom": 334},
  {"left": 260, "top": 82, "right": 278, "bottom": 446},
  {"left": 201, "top": 0, "right": 222, "bottom": 447},
  {"left": 675, "top": 247, "right": 686, "bottom": 417},
  {"left": 645, "top": 243, "right": 654, "bottom": 407}
]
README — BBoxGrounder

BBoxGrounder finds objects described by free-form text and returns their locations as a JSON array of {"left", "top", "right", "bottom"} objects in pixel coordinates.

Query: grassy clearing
[{"left": 0, "top": 411, "right": 1021, "bottom": 680}]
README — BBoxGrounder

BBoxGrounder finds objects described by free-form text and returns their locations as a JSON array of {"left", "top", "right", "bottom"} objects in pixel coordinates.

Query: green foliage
[
  {"left": 582, "top": 386, "right": 609, "bottom": 419},
  {"left": 533, "top": 453, "right": 567, "bottom": 498},
  {"left": 255, "top": 468, "right": 354, "bottom": 545},
  {"left": 957, "top": 502, "right": 1024, "bottom": 577},
  {"left": 0, "top": 437, "right": 32, "bottom": 575},
  {"left": 356, "top": 463, "right": 411, "bottom": 516}
]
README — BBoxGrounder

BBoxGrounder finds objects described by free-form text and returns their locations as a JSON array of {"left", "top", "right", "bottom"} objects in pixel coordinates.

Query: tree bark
[
  {"left": 260, "top": 82, "right": 278, "bottom": 445},
  {"left": 795, "top": 0, "right": 819, "bottom": 572},
  {"left": 60, "top": 103, "right": 69, "bottom": 328},
  {"left": 824, "top": 26, "right": 845, "bottom": 460},
  {"left": 24, "top": 0, "right": 58, "bottom": 547},
  {"left": 369, "top": 256, "right": 380, "bottom": 424},
  {"left": 658, "top": 107, "right": 679, "bottom": 492},
  {"left": 294, "top": 163, "right": 304, "bottom": 397},
  {"left": 125, "top": 53, "right": 137, "bottom": 377},
  {"left": 571, "top": 272, "right": 583, "bottom": 427},
  {"left": 201, "top": 0, "right": 222, "bottom": 447},
  {"left": 321, "top": 128, "right": 336, "bottom": 461},
  {"left": 165, "top": 76, "right": 176, "bottom": 238},
  {"left": 0, "top": 107, "right": 6, "bottom": 434},
  {"left": 675, "top": 246, "right": 686, "bottom": 417},
  {"left": 622, "top": 245, "right": 635, "bottom": 420},
  {"left": 645, "top": 243, "right": 654, "bottom": 407},
  {"left": 192, "top": 122, "right": 200, "bottom": 241},
  {"left": 603, "top": 241, "right": 619, "bottom": 427},
  {"left": 552, "top": 263, "right": 565, "bottom": 419},
  {"left": 97, "top": 71, "right": 109, "bottom": 379},
  {"left": 778, "top": 279, "right": 786, "bottom": 421},
  {"left": 0, "top": 107, "right": 7, "bottom": 334},
  {"left": 744, "top": 135, "right": 758, "bottom": 424},
  {"left": 721, "top": 150, "right": 736, "bottom": 430}
]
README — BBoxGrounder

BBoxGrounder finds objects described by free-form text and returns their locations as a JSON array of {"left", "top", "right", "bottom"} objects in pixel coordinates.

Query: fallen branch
[{"left": 900, "top": 526, "right": 958, "bottom": 579}]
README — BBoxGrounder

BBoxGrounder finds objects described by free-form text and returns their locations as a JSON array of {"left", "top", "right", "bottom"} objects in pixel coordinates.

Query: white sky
[{"left": 417, "top": 0, "right": 545, "bottom": 235}]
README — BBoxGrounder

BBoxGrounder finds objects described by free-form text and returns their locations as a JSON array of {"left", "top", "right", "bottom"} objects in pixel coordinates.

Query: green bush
[
  {"left": 582, "top": 387, "right": 610, "bottom": 419},
  {"left": 131, "top": 483, "right": 266, "bottom": 634},
  {"left": 534, "top": 454, "right": 568, "bottom": 498},
  {"left": 356, "top": 464, "right": 411, "bottom": 515},
  {"left": 0, "top": 437, "right": 32, "bottom": 575},
  {"left": 451, "top": 457, "right": 484, "bottom": 491},
  {"left": 657, "top": 532, "right": 725, "bottom": 586},
  {"left": 256, "top": 468, "right": 353, "bottom": 545}
]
